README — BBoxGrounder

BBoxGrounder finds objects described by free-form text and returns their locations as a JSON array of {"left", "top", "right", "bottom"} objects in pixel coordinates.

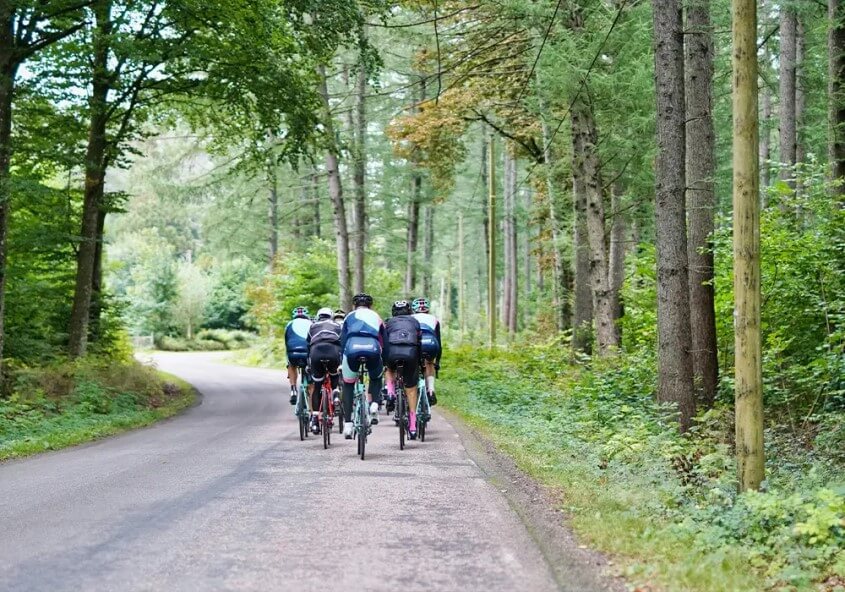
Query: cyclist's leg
[
  {"left": 286, "top": 360, "right": 298, "bottom": 404},
  {"left": 404, "top": 357, "right": 420, "bottom": 434},
  {"left": 340, "top": 353, "right": 357, "bottom": 423},
  {"left": 366, "top": 353, "right": 383, "bottom": 403}
]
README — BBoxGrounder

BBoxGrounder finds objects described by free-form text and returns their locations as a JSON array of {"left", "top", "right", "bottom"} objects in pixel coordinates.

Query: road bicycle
[
  {"left": 352, "top": 357, "right": 371, "bottom": 460},
  {"left": 293, "top": 366, "right": 311, "bottom": 441}
]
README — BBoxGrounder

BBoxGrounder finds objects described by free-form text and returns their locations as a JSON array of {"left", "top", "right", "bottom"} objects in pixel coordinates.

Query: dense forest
[{"left": 0, "top": 0, "right": 843, "bottom": 589}]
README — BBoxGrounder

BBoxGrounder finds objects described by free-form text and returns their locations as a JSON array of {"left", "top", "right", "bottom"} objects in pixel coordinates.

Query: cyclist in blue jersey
[
  {"left": 340, "top": 293, "right": 386, "bottom": 439},
  {"left": 411, "top": 297, "right": 441, "bottom": 405},
  {"left": 285, "top": 306, "right": 312, "bottom": 405}
]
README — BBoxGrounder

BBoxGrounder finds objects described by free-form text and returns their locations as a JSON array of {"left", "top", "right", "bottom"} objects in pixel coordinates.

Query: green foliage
[
  {"left": 204, "top": 260, "right": 261, "bottom": 330},
  {"left": 0, "top": 359, "right": 194, "bottom": 460},
  {"left": 712, "top": 165, "right": 845, "bottom": 422},
  {"left": 247, "top": 238, "right": 340, "bottom": 335},
  {"left": 440, "top": 341, "right": 845, "bottom": 591}
]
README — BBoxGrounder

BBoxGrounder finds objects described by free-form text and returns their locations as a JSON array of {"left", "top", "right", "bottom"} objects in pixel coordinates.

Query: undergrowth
[
  {"left": 0, "top": 358, "right": 194, "bottom": 460},
  {"left": 440, "top": 341, "right": 845, "bottom": 592}
]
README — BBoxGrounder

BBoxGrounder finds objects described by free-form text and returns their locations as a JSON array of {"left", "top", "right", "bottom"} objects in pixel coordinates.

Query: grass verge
[
  {"left": 0, "top": 359, "right": 196, "bottom": 461},
  {"left": 439, "top": 344, "right": 844, "bottom": 592}
]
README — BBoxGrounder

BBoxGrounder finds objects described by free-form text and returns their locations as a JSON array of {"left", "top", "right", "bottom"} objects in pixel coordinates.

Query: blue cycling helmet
[
  {"left": 411, "top": 297, "right": 430, "bottom": 314},
  {"left": 292, "top": 306, "right": 309, "bottom": 319}
]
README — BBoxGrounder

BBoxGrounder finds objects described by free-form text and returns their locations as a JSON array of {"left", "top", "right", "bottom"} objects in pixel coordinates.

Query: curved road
[{"left": 0, "top": 352, "right": 562, "bottom": 591}]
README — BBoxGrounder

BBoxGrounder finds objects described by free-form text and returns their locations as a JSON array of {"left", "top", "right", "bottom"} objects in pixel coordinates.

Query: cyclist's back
[
  {"left": 412, "top": 297, "right": 441, "bottom": 406},
  {"left": 285, "top": 306, "right": 312, "bottom": 404},
  {"left": 339, "top": 293, "right": 385, "bottom": 438}
]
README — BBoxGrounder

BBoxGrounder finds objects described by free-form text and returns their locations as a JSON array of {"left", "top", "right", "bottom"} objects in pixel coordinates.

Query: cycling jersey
[
  {"left": 412, "top": 312, "right": 441, "bottom": 360},
  {"left": 285, "top": 317, "right": 312, "bottom": 352}
]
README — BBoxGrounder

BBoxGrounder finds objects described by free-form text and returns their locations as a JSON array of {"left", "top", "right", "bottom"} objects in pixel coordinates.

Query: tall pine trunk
[
  {"left": 653, "top": 0, "right": 696, "bottom": 430},
  {"left": 404, "top": 176, "right": 420, "bottom": 293},
  {"left": 317, "top": 65, "right": 351, "bottom": 309},
  {"left": 0, "top": 55, "right": 15, "bottom": 373},
  {"left": 540, "top": 113, "right": 565, "bottom": 330},
  {"left": 422, "top": 204, "right": 434, "bottom": 295},
  {"left": 352, "top": 59, "right": 367, "bottom": 294},
  {"left": 572, "top": 100, "right": 617, "bottom": 354},
  {"left": 830, "top": 0, "right": 845, "bottom": 193},
  {"left": 732, "top": 0, "right": 764, "bottom": 492},
  {"left": 685, "top": 0, "right": 718, "bottom": 407},
  {"left": 778, "top": 4, "right": 797, "bottom": 186},
  {"left": 572, "top": 136, "right": 593, "bottom": 353},
  {"left": 268, "top": 166, "right": 279, "bottom": 261},
  {"left": 608, "top": 181, "right": 626, "bottom": 331},
  {"left": 69, "top": 0, "right": 112, "bottom": 358}
]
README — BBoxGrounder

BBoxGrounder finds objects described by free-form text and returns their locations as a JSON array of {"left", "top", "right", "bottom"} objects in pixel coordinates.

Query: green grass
[
  {"left": 439, "top": 344, "right": 844, "bottom": 592},
  {"left": 0, "top": 361, "right": 196, "bottom": 461}
]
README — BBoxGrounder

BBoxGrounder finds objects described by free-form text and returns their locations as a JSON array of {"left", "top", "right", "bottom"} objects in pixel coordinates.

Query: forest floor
[
  {"left": 0, "top": 359, "right": 196, "bottom": 461},
  {"left": 438, "top": 344, "right": 845, "bottom": 592}
]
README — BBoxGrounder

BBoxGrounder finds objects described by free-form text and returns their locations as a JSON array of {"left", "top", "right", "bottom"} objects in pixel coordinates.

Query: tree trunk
[
  {"left": 502, "top": 151, "right": 517, "bottom": 336},
  {"left": 480, "top": 130, "right": 490, "bottom": 265},
  {"left": 732, "top": 0, "right": 764, "bottom": 492},
  {"left": 653, "top": 0, "right": 696, "bottom": 430},
  {"left": 311, "top": 167, "right": 321, "bottom": 238},
  {"left": 572, "top": 134, "right": 593, "bottom": 353},
  {"left": 0, "top": 54, "right": 15, "bottom": 373},
  {"left": 830, "top": 0, "right": 845, "bottom": 194},
  {"left": 317, "top": 65, "right": 351, "bottom": 309},
  {"left": 685, "top": 0, "right": 719, "bottom": 407},
  {"left": 540, "top": 114, "right": 565, "bottom": 331},
  {"left": 608, "top": 181, "right": 626, "bottom": 331},
  {"left": 796, "top": 18, "right": 806, "bottom": 177},
  {"left": 458, "top": 212, "right": 465, "bottom": 336},
  {"left": 760, "top": 84, "right": 772, "bottom": 193},
  {"left": 352, "top": 59, "right": 367, "bottom": 294},
  {"left": 69, "top": 0, "right": 112, "bottom": 358},
  {"left": 89, "top": 209, "right": 107, "bottom": 342},
  {"left": 572, "top": 100, "right": 617, "bottom": 354},
  {"left": 268, "top": 166, "right": 279, "bottom": 261},
  {"left": 778, "top": 4, "right": 797, "bottom": 186},
  {"left": 404, "top": 176, "right": 420, "bottom": 293},
  {"left": 487, "top": 136, "right": 497, "bottom": 347},
  {"left": 422, "top": 204, "right": 434, "bottom": 295}
]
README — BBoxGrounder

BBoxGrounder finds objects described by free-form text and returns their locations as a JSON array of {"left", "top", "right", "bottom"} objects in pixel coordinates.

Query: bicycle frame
[{"left": 352, "top": 357, "right": 370, "bottom": 460}]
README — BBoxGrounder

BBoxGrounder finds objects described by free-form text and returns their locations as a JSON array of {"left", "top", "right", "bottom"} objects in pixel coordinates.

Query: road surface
[{"left": 0, "top": 352, "right": 566, "bottom": 591}]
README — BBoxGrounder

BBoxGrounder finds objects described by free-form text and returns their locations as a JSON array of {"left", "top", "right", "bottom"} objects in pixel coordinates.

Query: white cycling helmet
[{"left": 316, "top": 307, "right": 333, "bottom": 320}]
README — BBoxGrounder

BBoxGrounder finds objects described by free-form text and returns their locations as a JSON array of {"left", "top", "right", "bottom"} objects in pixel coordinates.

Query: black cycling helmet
[
  {"left": 392, "top": 300, "right": 412, "bottom": 317},
  {"left": 332, "top": 309, "right": 346, "bottom": 321},
  {"left": 352, "top": 293, "right": 373, "bottom": 307}
]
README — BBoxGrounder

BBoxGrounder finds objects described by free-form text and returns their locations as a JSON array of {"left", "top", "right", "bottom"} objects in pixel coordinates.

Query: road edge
[{"left": 437, "top": 407, "right": 628, "bottom": 592}]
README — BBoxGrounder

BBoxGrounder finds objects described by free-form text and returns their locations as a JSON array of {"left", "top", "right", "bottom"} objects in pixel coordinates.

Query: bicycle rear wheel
[
  {"left": 398, "top": 387, "right": 406, "bottom": 451},
  {"left": 419, "top": 418, "right": 426, "bottom": 442},
  {"left": 358, "top": 398, "right": 367, "bottom": 460},
  {"left": 298, "top": 413, "right": 306, "bottom": 441},
  {"left": 321, "top": 390, "right": 330, "bottom": 449}
]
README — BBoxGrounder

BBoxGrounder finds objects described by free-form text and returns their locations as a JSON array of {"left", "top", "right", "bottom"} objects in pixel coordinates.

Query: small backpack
[{"left": 387, "top": 316, "right": 418, "bottom": 347}]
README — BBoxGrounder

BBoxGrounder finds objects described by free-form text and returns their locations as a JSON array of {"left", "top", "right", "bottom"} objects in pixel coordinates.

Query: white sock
[{"left": 426, "top": 375, "right": 435, "bottom": 393}]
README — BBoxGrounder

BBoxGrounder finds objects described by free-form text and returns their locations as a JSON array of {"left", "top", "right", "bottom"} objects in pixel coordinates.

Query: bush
[
  {"left": 195, "top": 328, "right": 255, "bottom": 350},
  {"left": 440, "top": 341, "right": 845, "bottom": 590},
  {"left": 156, "top": 335, "right": 188, "bottom": 351},
  {"left": 0, "top": 357, "right": 194, "bottom": 459}
]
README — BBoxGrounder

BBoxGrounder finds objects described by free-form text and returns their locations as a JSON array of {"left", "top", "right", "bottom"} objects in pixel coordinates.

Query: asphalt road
[{"left": 0, "top": 352, "right": 562, "bottom": 592}]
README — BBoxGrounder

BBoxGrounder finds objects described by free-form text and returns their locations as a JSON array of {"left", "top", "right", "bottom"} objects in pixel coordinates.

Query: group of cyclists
[{"left": 284, "top": 293, "right": 442, "bottom": 442}]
